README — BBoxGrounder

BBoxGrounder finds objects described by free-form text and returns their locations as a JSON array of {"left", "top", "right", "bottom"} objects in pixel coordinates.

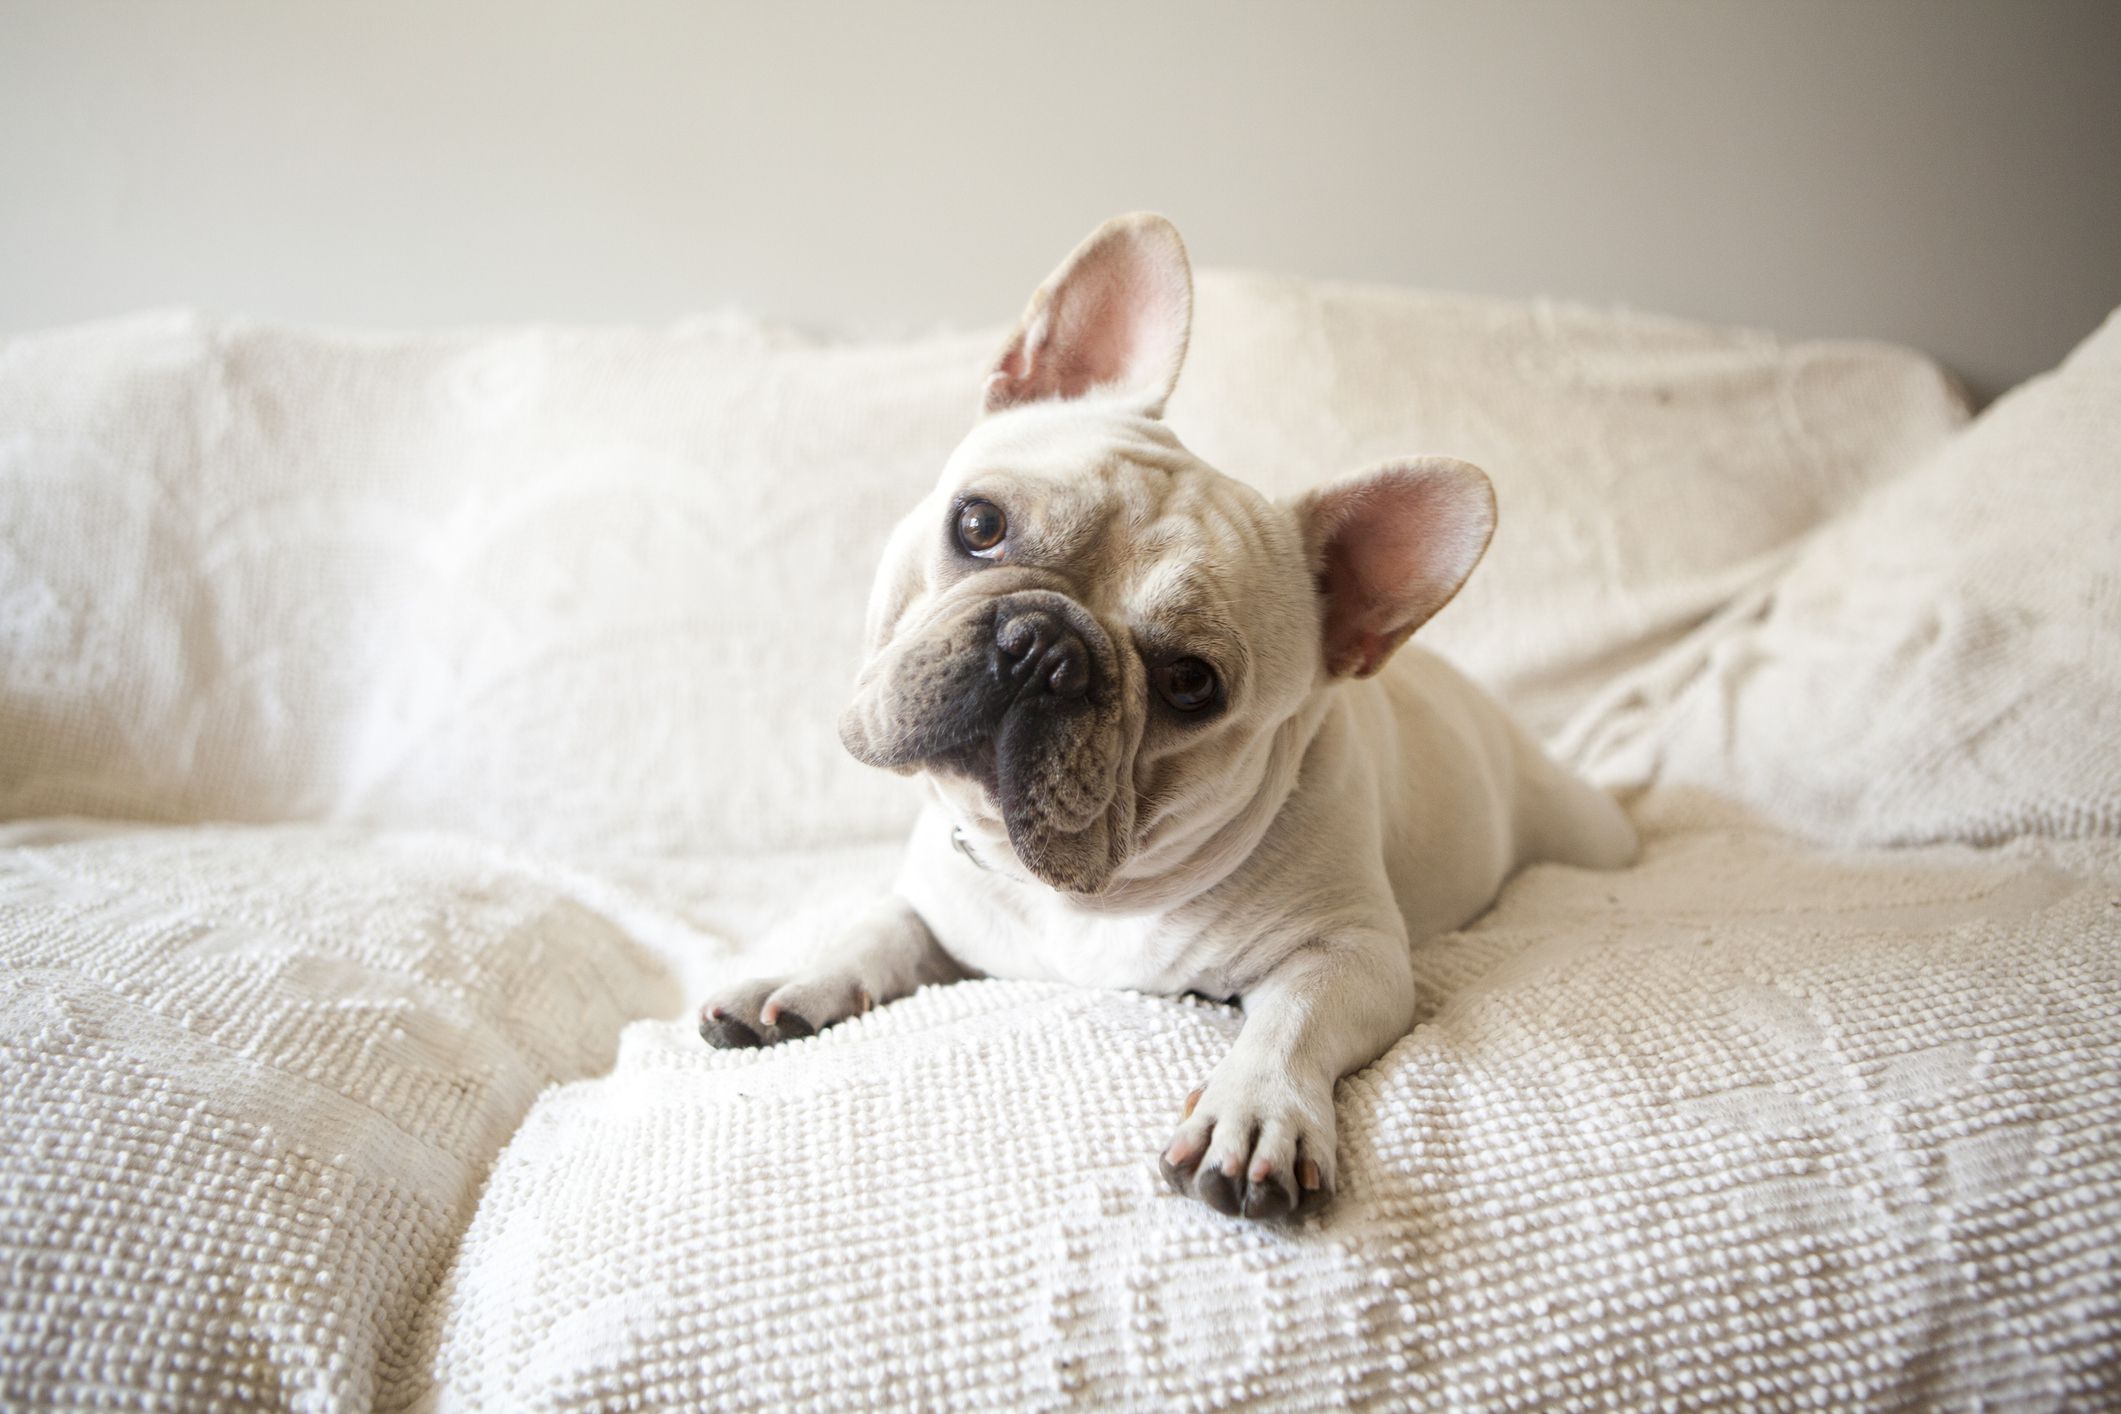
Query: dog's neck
[{"left": 934, "top": 688, "right": 1336, "bottom": 918}]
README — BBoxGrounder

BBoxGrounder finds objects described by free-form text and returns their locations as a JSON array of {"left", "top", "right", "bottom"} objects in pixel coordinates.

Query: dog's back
[{"left": 1352, "top": 644, "right": 1638, "bottom": 941}]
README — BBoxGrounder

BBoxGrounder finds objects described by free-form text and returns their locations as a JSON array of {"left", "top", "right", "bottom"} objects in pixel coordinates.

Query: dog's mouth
[
  {"left": 930, "top": 736, "right": 1001, "bottom": 799},
  {"left": 919, "top": 710, "right": 1122, "bottom": 893},
  {"left": 840, "top": 589, "right": 1140, "bottom": 895}
]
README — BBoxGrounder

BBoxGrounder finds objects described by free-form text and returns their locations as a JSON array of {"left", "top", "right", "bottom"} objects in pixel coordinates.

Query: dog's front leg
[
  {"left": 697, "top": 895, "right": 963, "bottom": 1048},
  {"left": 1160, "top": 934, "right": 1416, "bottom": 1220}
]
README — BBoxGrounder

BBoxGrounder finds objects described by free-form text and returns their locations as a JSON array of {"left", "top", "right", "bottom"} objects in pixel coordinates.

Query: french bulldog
[{"left": 699, "top": 213, "right": 1638, "bottom": 1221}]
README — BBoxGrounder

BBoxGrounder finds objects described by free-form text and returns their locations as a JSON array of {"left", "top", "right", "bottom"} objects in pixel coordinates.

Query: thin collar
[{"left": 950, "top": 826, "right": 991, "bottom": 873}]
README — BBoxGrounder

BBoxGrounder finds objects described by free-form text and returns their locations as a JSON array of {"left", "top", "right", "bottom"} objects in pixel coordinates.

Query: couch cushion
[
  {"left": 413, "top": 820, "right": 2121, "bottom": 1410},
  {"left": 1572, "top": 307, "right": 2121, "bottom": 845},
  {"left": 0, "top": 286, "right": 1962, "bottom": 855},
  {"left": 1175, "top": 274, "right": 1966, "bottom": 738},
  {"left": 0, "top": 312, "right": 990, "bottom": 853},
  {"left": 0, "top": 822, "right": 677, "bottom": 1410}
]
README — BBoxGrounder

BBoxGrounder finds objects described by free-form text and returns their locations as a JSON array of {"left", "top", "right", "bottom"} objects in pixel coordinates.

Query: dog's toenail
[
  {"left": 1243, "top": 1181, "right": 1289, "bottom": 1220},
  {"left": 1183, "top": 1088, "right": 1202, "bottom": 1118},
  {"left": 1197, "top": 1168, "right": 1242, "bottom": 1216},
  {"left": 1299, "top": 1158, "right": 1322, "bottom": 1190}
]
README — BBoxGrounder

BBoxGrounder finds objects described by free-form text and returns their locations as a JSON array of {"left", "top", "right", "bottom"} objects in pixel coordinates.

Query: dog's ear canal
[
  {"left": 983, "top": 212, "right": 1193, "bottom": 418},
  {"left": 1294, "top": 459, "right": 1498, "bottom": 679}
]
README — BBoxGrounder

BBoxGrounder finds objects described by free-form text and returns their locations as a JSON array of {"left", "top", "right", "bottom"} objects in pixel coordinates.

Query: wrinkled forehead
[
  {"left": 938, "top": 399, "right": 1193, "bottom": 494},
  {"left": 938, "top": 402, "right": 1301, "bottom": 650}
]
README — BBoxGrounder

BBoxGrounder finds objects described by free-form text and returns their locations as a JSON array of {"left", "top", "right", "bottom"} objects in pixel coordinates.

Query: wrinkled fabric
[
  {"left": 6, "top": 285, "right": 2117, "bottom": 1412},
  {"left": 0, "top": 280, "right": 1963, "bottom": 852},
  {"left": 1573, "top": 309, "right": 2121, "bottom": 847}
]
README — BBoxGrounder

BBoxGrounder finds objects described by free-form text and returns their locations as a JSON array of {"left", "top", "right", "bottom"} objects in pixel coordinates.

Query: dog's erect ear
[
  {"left": 1294, "top": 458, "right": 1497, "bottom": 679},
  {"left": 983, "top": 213, "right": 1193, "bottom": 418}
]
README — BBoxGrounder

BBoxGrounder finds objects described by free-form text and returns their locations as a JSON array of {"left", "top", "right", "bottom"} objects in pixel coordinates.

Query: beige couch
[{"left": 3, "top": 275, "right": 2116, "bottom": 1409}]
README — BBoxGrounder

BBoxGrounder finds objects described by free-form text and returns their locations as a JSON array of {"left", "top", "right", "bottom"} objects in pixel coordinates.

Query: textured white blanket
[
  {"left": 0, "top": 278, "right": 1959, "bottom": 853},
  {"left": 0, "top": 821, "right": 679, "bottom": 1408},
  {"left": 4, "top": 810, "right": 2117, "bottom": 1409},
  {"left": 1577, "top": 310, "right": 2121, "bottom": 849},
  {"left": 419, "top": 808, "right": 2121, "bottom": 1410},
  {"left": 2, "top": 281, "right": 2116, "bottom": 1410}
]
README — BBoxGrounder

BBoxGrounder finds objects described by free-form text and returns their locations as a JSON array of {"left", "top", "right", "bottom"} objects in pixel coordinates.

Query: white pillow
[
  {"left": 1173, "top": 272, "right": 1967, "bottom": 737},
  {"left": 1580, "top": 307, "right": 2121, "bottom": 845},
  {"left": 0, "top": 311, "right": 987, "bottom": 852},
  {"left": 0, "top": 285, "right": 1963, "bottom": 855},
  {"left": 0, "top": 820, "right": 676, "bottom": 1409}
]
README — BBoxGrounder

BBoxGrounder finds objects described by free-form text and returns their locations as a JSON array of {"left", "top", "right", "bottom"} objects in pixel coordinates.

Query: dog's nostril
[
  {"left": 995, "top": 612, "right": 1044, "bottom": 662},
  {"left": 1046, "top": 643, "right": 1089, "bottom": 698}
]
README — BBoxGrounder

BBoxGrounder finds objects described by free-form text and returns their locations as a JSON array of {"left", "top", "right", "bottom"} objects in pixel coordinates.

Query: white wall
[{"left": 3, "top": 0, "right": 2116, "bottom": 400}]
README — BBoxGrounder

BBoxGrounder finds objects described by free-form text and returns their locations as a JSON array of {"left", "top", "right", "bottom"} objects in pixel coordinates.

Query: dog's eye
[
  {"left": 1155, "top": 657, "right": 1219, "bottom": 712},
  {"left": 955, "top": 500, "right": 1007, "bottom": 556}
]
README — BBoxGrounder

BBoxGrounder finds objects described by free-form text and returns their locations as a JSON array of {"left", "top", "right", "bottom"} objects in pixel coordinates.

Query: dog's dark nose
[{"left": 994, "top": 607, "right": 1092, "bottom": 701}]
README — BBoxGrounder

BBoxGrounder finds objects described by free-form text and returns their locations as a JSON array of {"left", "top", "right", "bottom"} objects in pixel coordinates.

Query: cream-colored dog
[{"left": 700, "top": 214, "right": 1636, "bottom": 1221}]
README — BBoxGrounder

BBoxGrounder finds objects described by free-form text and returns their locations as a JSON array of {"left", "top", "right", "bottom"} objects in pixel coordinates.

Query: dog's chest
[
  {"left": 937, "top": 879, "right": 1221, "bottom": 992},
  {"left": 899, "top": 815, "right": 1231, "bottom": 994}
]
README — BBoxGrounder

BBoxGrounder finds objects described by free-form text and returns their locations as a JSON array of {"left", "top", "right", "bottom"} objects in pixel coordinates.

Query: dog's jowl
[{"left": 699, "top": 213, "right": 1638, "bottom": 1222}]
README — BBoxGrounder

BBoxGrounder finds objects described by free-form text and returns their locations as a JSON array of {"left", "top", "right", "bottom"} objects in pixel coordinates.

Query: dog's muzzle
[
  {"left": 839, "top": 587, "right": 1133, "bottom": 893},
  {"left": 840, "top": 589, "right": 1114, "bottom": 772}
]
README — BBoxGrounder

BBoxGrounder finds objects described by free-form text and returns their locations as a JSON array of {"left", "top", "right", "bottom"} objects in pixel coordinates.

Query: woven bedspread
[
  {"left": 4, "top": 810, "right": 2117, "bottom": 1409},
  {"left": 3, "top": 283, "right": 2116, "bottom": 1408}
]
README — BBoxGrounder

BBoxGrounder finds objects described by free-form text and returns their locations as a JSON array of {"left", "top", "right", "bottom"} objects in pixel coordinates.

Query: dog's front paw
[
  {"left": 697, "top": 973, "right": 872, "bottom": 1049},
  {"left": 1158, "top": 1069, "right": 1335, "bottom": 1221}
]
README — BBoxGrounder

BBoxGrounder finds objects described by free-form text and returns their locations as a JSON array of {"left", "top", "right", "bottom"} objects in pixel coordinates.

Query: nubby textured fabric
[
  {"left": 417, "top": 813, "right": 2121, "bottom": 1410},
  {"left": 2, "top": 281, "right": 2117, "bottom": 1410},
  {"left": 1575, "top": 310, "right": 2121, "bottom": 848},
  {"left": 0, "top": 822, "right": 676, "bottom": 1409},
  {"left": 0, "top": 278, "right": 1961, "bottom": 852}
]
